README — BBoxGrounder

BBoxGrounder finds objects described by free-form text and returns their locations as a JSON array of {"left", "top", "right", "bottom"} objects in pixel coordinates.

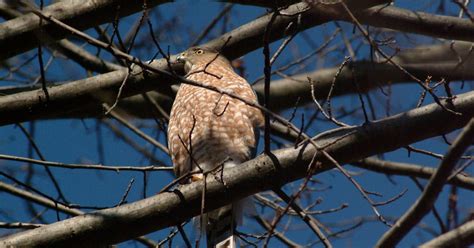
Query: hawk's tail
[
  {"left": 206, "top": 203, "right": 236, "bottom": 248},
  {"left": 205, "top": 197, "right": 253, "bottom": 248}
]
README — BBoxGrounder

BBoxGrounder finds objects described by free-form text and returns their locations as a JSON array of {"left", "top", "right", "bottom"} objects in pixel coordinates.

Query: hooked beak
[{"left": 176, "top": 52, "right": 186, "bottom": 63}]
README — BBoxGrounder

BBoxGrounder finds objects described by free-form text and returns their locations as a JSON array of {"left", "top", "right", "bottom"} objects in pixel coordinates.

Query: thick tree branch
[
  {"left": 206, "top": 0, "right": 387, "bottom": 60},
  {"left": 391, "top": 41, "right": 474, "bottom": 64},
  {"left": 4, "top": 0, "right": 388, "bottom": 60},
  {"left": 0, "top": 180, "right": 162, "bottom": 246},
  {"left": 228, "top": 0, "right": 474, "bottom": 43},
  {"left": 2, "top": 40, "right": 473, "bottom": 123},
  {"left": 419, "top": 220, "right": 474, "bottom": 248},
  {"left": 8, "top": 1, "right": 474, "bottom": 125},
  {"left": 0, "top": 0, "right": 389, "bottom": 126},
  {"left": 354, "top": 5, "right": 474, "bottom": 42},
  {"left": 0, "top": 0, "right": 170, "bottom": 60},
  {"left": 255, "top": 60, "right": 474, "bottom": 110},
  {"left": 0, "top": 91, "right": 472, "bottom": 247},
  {"left": 0, "top": 62, "right": 174, "bottom": 126},
  {"left": 0, "top": 4, "right": 123, "bottom": 73}
]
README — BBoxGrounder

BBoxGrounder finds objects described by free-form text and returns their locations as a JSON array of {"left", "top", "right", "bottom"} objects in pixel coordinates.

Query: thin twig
[
  {"left": 262, "top": 10, "right": 279, "bottom": 155},
  {"left": 340, "top": 2, "right": 461, "bottom": 116},
  {"left": 105, "top": 68, "right": 130, "bottom": 114},
  {"left": 0, "top": 222, "right": 45, "bottom": 229},
  {"left": 0, "top": 154, "right": 171, "bottom": 171},
  {"left": 273, "top": 188, "right": 333, "bottom": 248},
  {"left": 411, "top": 178, "right": 447, "bottom": 233},
  {"left": 191, "top": 4, "right": 233, "bottom": 46},
  {"left": 16, "top": 123, "right": 68, "bottom": 204},
  {"left": 376, "top": 118, "right": 474, "bottom": 247},
  {"left": 104, "top": 103, "right": 169, "bottom": 155},
  {"left": 116, "top": 178, "right": 135, "bottom": 206}
]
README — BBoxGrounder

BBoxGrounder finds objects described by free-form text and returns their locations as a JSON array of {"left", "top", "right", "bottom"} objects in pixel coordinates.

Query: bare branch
[
  {"left": 3, "top": 44, "right": 473, "bottom": 123},
  {"left": 0, "top": 180, "right": 160, "bottom": 246},
  {"left": 420, "top": 220, "right": 474, "bottom": 248},
  {"left": 257, "top": 63, "right": 474, "bottom": 111},
  {"left": 0, "top": 0, "right": 170, "bottom": 60},
  {"left": 354, "top": 5, "right": 474, "bottom": 42},
  {"left": 0, "top": 91, "right": 472, "bottom": 247},
  {"left": 352, "top": 158, "right": 474, "bottom": 190},
  {"left": 0, "top": 222, "right": 45, "bottom": 229},
  {"left": 232, "top": 1, "right": 474, "bottom": 43},
  {"left": 273, "top": 188, "right": 332, "bottom": 247},
  {"left": 0, "top": 181, "right": 82, "bottom": 216},
  {"left": 104, "top": 104, "right": 169, "bottom": 155},
  {"left": 0, "top": 154, "right": 172, "bottom": 171},
  {"left": 376, "top": 118, "right": 474, "bottom": 247},
  {"left": 0, "top": 0, "right": 392, "bottom": 126}
]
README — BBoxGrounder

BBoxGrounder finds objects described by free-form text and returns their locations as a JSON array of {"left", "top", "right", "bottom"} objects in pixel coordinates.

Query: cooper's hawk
[{"left": 168, "top": 47, "right": 263, "bottom": 247}]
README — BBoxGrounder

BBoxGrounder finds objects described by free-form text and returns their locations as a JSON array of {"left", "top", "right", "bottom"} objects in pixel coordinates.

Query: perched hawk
[{"left": 167, "top": 47, "right": 263, "bottom": 247}]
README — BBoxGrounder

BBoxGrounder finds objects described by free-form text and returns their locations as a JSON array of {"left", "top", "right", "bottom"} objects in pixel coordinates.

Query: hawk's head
[{"left": 177, "top": 47, "right": 232, "bottom": 73}]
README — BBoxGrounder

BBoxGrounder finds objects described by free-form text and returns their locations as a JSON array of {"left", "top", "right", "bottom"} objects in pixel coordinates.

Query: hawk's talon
[{"left": 191, "top": 173, "right": 204, "bottom": 182}]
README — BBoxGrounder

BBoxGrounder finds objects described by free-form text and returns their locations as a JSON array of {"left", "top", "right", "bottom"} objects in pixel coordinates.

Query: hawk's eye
[{"left": 195, "top": 49, "right": 204, "bottom": 55}]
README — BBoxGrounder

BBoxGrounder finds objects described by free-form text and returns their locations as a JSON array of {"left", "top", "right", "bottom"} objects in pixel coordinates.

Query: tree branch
[
  {"left": 354, "top": 5, "right": 474, "bottom": 42},
  {"left": 9, "top": 0, "right": 474, "bottom": 125},
  {"left": 0, "top": 0, "right": 392, "bottom": 126},
  {"left": 0, "top": 0, "right": 170, "bottom": 60},
  {"left": 227, "top": 0, "right": 474, "bottom": 43},
  {"left": 0, "top": 5, "right": 123, "bottom": 73},
  {"left": 419, "top": 220, "right": 474, "bottom": 248},
  {"left": 0, "top": 90, "right": 472, "bottom": 247},
  {"left": 375, "top": 118, "right": 474, "bottom": 247},
  {"left": 352, "top": 157, "right": 474, "bottom": 190},
  {"left": 0, "top": 181, "right": 82, "bottom": 216},
  {"left": 2, "top": 40, "right": 473, "bottom": 123},
  {"left": 255, "top": 60, "right": 474, "bottom": 110},
  {"left": 0, "top": 180, "right": 161, "bottom": 246}
]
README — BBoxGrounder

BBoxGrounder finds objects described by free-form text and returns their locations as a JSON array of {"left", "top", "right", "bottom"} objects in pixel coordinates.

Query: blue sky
[{"left": 0, "top": 1, "right": 473, "bottom": 247}]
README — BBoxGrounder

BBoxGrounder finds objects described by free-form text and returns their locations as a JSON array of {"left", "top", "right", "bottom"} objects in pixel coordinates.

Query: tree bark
[{"left": 1, "top": 91, "right": 472, "bottom": 247}]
